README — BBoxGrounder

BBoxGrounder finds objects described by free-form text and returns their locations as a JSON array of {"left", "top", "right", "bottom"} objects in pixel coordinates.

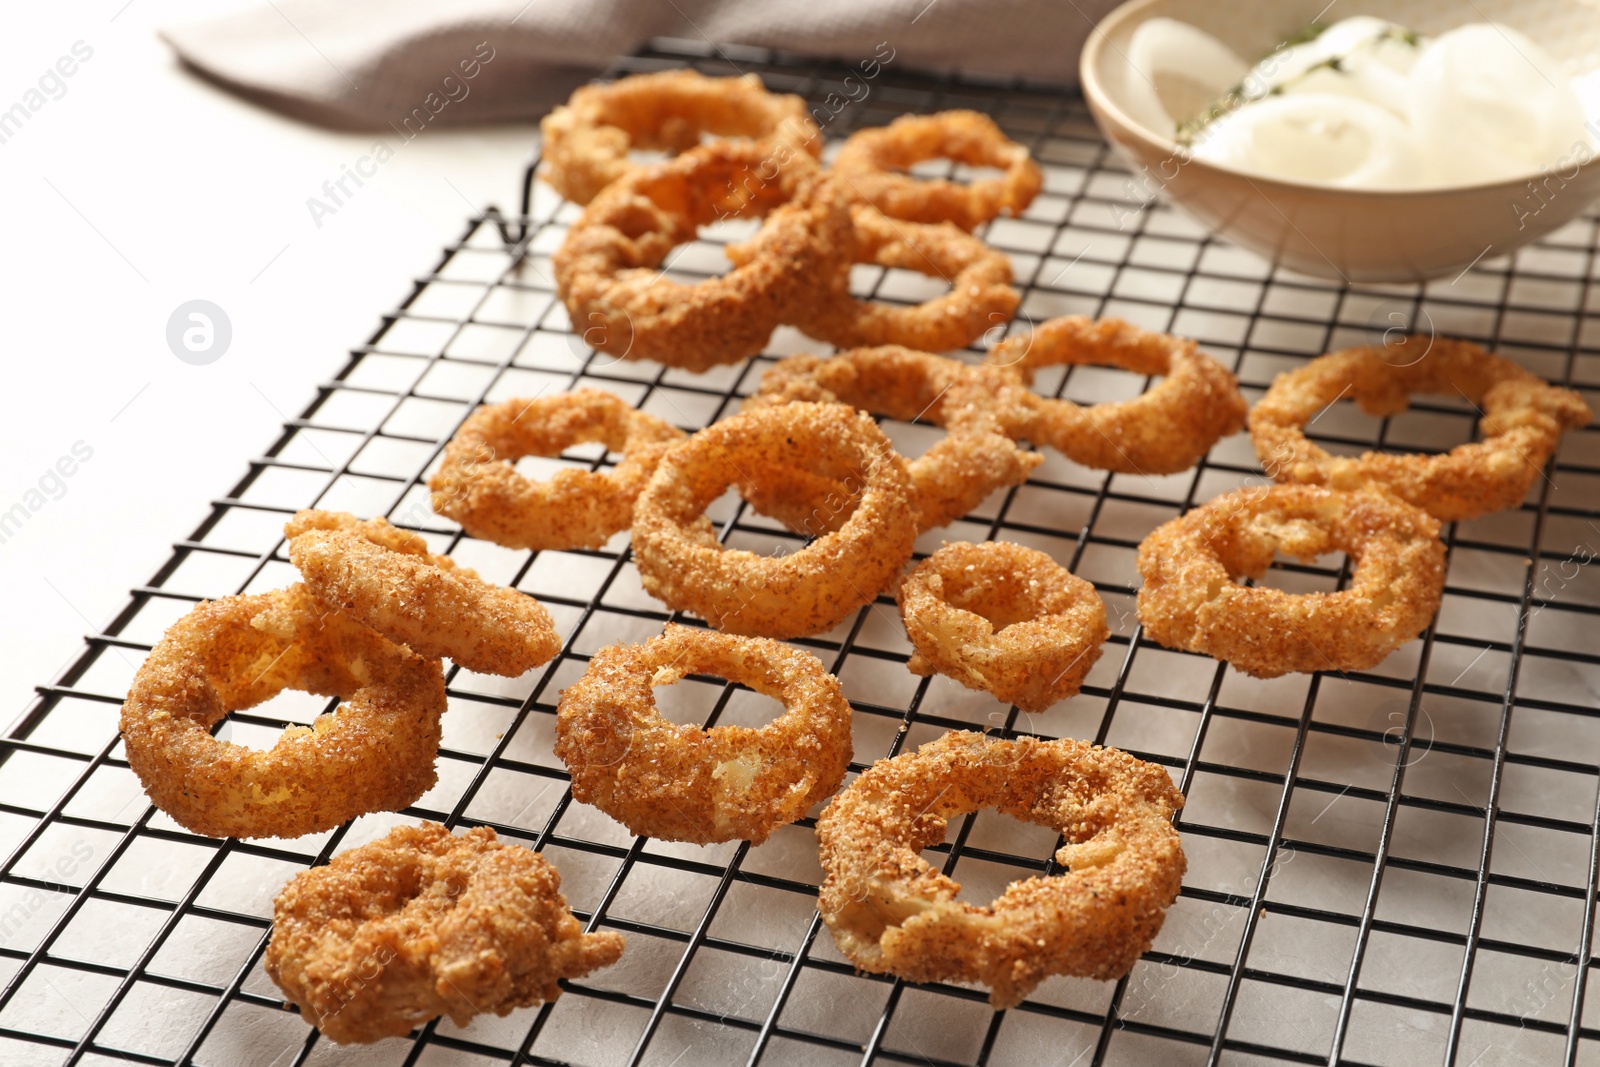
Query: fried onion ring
[
  {"left": 120, "top": 584, "right": 445, "bottom": 839},
  {"left": 1136, "top": 485, "right": 1445, "bottom": 678},
  {"left": 554, "top": 624, "right": 853, "bottom": 844},
  {"left": 831, "top": 110, "right": 1043, "bottom": 230},
  {"left": 1248, "top": 336, "right": 1592, "bottom": 521},
  {"left": 743, "top": 347, "right": 1041, "bottom": 533},
  {"left": 817, "top": 730, "right": 1185, "bottom": 1008},
  {"left": 553, "top": 142, "right": 851, "bottom": 371},
  {"left": 632, "top": 403, "right": 917, "bottom": 638},
  {"left": 265, "top": 821, "right": 624, "bottom": 1043},
  {"left": 287, "top": 510, "right": 560, "bottom": 677},
  {"left": 769, "top": 205, "right": 1019, "bottom": 352},
  {"left": 986, "top": 316, "right": 1248, "bottom": 474},
  {"left": 897, "top": 542, "right": 1109, "bottom": 712},
  {"left": 429, "top": 390, "right": 684, "bottom": 550},
  {"left": 540, "top": 70, "right": 821, "bottom": 205}
]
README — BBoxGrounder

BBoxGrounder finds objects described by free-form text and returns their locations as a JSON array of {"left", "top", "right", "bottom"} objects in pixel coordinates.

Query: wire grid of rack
[{"left": 4, "top": 37, "right": 1600, "bottom": 1067}]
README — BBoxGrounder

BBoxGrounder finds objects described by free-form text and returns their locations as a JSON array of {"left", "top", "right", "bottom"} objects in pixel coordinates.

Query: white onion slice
[
  {"left": 1193, "top": 93, "right": 1419, "bottom": 189},
  {"left": 1407, "top": 23, "right": 1589, "bottom": 184},
  {"left": 1572, "top": 67, "right": 1600, "bottom": 124},
  {"left": 1310, "top": 16, "right": 1403, "bottom": 63},
  {"left": 1241, "top": 17, "right": 1403, "bottom": 98},
  {"left": 1291, "top": 65, "right": 1404, "bottom": 112},
  {"left": 1123, "top": 17, "right": 1248, "bottom": 137},
  {"left": 1156, "top": 14, "right": 1598, "bottom": 189}
]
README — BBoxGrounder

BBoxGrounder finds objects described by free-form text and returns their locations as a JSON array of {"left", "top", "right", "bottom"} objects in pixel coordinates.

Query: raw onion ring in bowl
[{"left": 1193, "top": 93, "right": 1420, "bottom": 189}]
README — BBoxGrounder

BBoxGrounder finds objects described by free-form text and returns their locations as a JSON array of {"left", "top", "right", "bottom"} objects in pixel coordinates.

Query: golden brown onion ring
[
  {"left": 429, "top": 390, "right": 684, "bottom": 551},
  {"left": 553, "top": 141, "right": 851, "bottom": 371},
  {"left": 286, "top": 510, "right": 560, "bottom": 677},
  {"left": 1136, "top": 485, "right": 1445, "bottom": 678},
  {"left": 540, "top": 70, "right": 821, "bottom": 206},
  {"left": 743, "top": 346, "right": 1041, "bottom": 533},
  {"left": 831, "top": 110, "right": 1043, "bottom": 230},
  {"left": 554, "top": 624, "right": 853, "bottom": 844},
  {"left": 773, "top": 205, "right": 1019, "bottom": 353},
  {"left": 898, "top": 541, "right": 1108, "bottom": 711},
  {"left": 1248, "top": 336, "right": 1592, "bottom": 521},
  {"left": 265, "top": 821, "right": 624, "bottom": 1043},
  {"left": 986, "top": 316, "right": 1247, "bottom": 475},
  {"left": 817, "top": 730, "right": 1185, "bottom": 1008},
  {"left": 631, "top": 402, "right": 917, "bottom": 638},
  {"left": 119, "top": 584, "right": 445, "bottom": 839}
]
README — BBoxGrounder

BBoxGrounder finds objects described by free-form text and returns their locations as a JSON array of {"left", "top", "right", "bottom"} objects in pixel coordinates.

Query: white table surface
[{"left": 0, "top": 2, "right": 543, "bottom": 725}]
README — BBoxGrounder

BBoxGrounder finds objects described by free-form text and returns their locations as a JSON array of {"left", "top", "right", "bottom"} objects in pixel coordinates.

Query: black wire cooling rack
[{"left": 5, "top": 37, "right": 1600, "bottom": 1067}]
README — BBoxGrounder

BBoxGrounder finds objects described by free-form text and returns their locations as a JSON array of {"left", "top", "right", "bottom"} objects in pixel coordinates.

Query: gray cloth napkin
[{"left": 161, "top": 0, "right": 1117, "bottom": 130}]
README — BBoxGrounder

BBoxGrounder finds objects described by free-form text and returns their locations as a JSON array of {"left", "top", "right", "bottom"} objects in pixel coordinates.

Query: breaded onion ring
[
  {"left": 743, "top": 347, "right": 1041, "bottom": 533},
  {"left": 540, "top": 70, "right": 821, "bottom": 205},
  {"left": 986, "top": 316, "right": 1247, "bottom": 474},
  {"left": 429, "top": 390, "right": 684, "bottom": 550},
  {"left": 897, "top": 542, "right": 1109, "bottom": 712},
  {"left": 265, "top": 821, "right": 624, "bottom": 1043},
  {"left": 831, "top": 110, "right": 1043, "bottom": 231},
  {"left": 554, "top": 625, "right": 853, "bottom": 844},
  {"left": 1248, "top": 336, "right": 1592, "bottom": 521},
  {"left": 119, "top": 584, "right": 445, "bottom": 839},
  {"left": 1136, "top": 485, "right": 1445, "bottom": 678},
  {"left": 773, "top": 205, "right": 1019, "bottom": 352},
  {"left": 286, "top": 510, "right": 560, "bottom": 677},
  {"left": 632, "top": 403, "right": 917, "bottom": 638},
  {"left": 553, "top": 142, "right": 851, "bottom": 371},
  {"left": 817, "top": 730, "right": 1185, "bottom": 1008}
]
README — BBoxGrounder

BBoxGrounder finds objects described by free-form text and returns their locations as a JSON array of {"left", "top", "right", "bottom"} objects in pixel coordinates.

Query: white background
[{"left": 0, "top": 3, "right": 541, "bottom": 722}]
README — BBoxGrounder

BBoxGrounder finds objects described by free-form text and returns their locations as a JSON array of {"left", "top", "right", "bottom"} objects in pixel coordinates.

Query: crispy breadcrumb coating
[
  {"left": 540, "top": 69, "right": 820, "bottom": 206},
  {"left": 266, "top": 822, "right": 624, "bottom": 1043},
  {"left": 287, "top": 510, "right": 560, "bottom": 677},
  {"left": 832, "top": 110, "right": 1042, "bottom": 230},
  {"left": 817, "top": 730, "right": 1184, "bottom": 1009},
  {"left": 1136, "top": 485, "right": 1445, "bottom": 677},
  {"left": 1249, "top": 336, "right": 1591, "bottom": 521},
  {"left": 632, "top": 403, "right": 917, "bottom": 638},
  {"left": 428, "top": 390, "right": 684, "bottom": 551},
  {"left": 898, "top": 541, "right": 1108, "bottom": 712},
  {"left": 986, "top": 315, "right": 1248, "bottom": 475},
  {"left": 744, "top": 346, "right": 1042, "bottom": 533},
  {"left": 119, "top": 584, "right": 445, "bottom": 839},
  {"left": 555, "top": 624, "right": 853, "bottom": 844}
]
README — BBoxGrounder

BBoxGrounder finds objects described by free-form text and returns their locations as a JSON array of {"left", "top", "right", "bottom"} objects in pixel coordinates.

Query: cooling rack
[{"left": 4, "top": 36, "right": 1600, "bottom": 1067}]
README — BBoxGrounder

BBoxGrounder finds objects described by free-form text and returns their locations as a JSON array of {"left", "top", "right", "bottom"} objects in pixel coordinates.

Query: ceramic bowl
[{"left": 1079, "top": 0, "right": 1600, "bottom": 282}]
